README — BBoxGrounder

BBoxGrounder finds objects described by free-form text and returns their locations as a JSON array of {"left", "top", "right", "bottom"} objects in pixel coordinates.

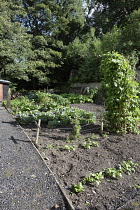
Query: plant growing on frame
[{"left": 100, "top": 52, "right": 140, "bottom": 133}]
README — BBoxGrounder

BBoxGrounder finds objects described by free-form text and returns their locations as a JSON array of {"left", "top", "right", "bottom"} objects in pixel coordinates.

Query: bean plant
[
  {"left": 69, "top": 115, "right": 81, "bottom": 140},
  {"left": 101, "top": 52, "right": 140, "bottom": 133}
]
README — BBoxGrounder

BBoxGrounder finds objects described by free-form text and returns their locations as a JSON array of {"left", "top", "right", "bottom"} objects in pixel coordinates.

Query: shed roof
[{"left": 0, "top": 79, "right": 11, "bottom": 85}]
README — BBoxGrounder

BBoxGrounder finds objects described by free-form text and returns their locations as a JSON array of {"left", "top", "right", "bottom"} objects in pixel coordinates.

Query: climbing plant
[{"left": 101, "top": 52, "right": 140, "bottom": 133}]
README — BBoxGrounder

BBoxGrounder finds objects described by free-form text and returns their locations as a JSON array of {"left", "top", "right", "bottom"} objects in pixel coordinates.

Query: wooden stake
[
  {"left": 6, "top": 88, "right": 11, "bottom": 109},
  {"left": 35, "top": 119, "right": 41, "bottom": 146},
  {"left": 101, "top": 117, "right": 103, "bottom": 134}
]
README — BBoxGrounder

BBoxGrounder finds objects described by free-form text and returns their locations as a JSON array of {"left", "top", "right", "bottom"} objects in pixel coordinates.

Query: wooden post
[
  {"left": 35, "top": 119, "right": 41, "bottom": 146},
  {"left": 6, "top": 88, "right": 11, "bottom": 109},
  {"left": 100, "top": 117, "right": 103, "bottom": 134}
]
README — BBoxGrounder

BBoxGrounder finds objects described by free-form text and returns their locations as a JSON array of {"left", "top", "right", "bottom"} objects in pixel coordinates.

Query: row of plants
[
  {"left": 3, "top": 91, "right": 96, "bottom": 129},
  {"left": 42, "top": 137, "right": 99, "bottom": 152},
  {"left": 61, "top": 87, "right": 98, "bottom": 104},
  {"left": 5, "top": 90, "right": 98, "bottom": 115},
  {"left": 16, "top": 107, "right": 96, "bottom": 126},
  {"left": 72, "top": 160, "right": 138, "bottom": 193},
  {"left": 9, "top": 90, "right": 97, "bottom": 114}
]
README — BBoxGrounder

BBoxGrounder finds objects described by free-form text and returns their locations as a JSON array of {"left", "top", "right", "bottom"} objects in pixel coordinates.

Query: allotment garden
[{"left": 4, "top": 53, "right": 140, "bottom": 209}]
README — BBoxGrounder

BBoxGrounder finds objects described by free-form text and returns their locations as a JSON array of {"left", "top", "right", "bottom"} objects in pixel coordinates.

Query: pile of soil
[{"left": 22, "top": 103, "right": 140, "bottom": 210}]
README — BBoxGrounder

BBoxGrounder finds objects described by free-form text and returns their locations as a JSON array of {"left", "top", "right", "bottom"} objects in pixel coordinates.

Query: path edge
[{"left": 5, "top": 105, "right": 75, "bottom": 210}]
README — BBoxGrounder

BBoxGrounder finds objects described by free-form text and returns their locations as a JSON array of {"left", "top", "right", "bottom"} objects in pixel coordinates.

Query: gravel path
[{"left": 0, "top": 104, "right": 70, "bottom": 210}]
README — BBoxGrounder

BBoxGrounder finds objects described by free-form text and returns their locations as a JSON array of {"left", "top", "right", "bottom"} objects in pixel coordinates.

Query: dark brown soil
[{"left": 22, "top": 103, "right": 140, "bottom": 210}]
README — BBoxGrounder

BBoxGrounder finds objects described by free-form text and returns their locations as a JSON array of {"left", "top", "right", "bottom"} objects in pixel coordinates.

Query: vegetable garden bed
[{"left": 21, "top": 103, "right": 140, "bottom": 210}]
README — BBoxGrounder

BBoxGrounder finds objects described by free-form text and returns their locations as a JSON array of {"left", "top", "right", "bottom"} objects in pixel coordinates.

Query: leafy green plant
[
  {"left": 133, "top": 185, "right": 140, "bottom": 189},
  {"left": 69, "top": 115, "right": 81, "bottom": 140},
  {"left": 103, "top": 168, "right": 122, "bottom": 179},
  {"left": 46, "top": 144, "right": 54, "bottom": 150},
  {"left": 10, "top": 96, "right": 39, "bottom": 114},
  {"left": 82, "top": 141, "right": 99, "bottom": 149},
  {"left": 63, "top": 145, "right": 77, "bottom": 152},
  {"left": 84, "top": 87, "right": 99, "bottom": 100},
  {"left": 119, "top": 160, "right": 138, "bottom": 175},
  {"left": 101, "top": 52, "right": 140, "bottom": 133},
  {"left": 83, "top": 172, "right": 104, "bottom": 186},
  {"left": 61, "top": 93, "right": 93, "bottom": 104},
  {"left": 72, "top": 182, "right": 85, "bottom": 193}
]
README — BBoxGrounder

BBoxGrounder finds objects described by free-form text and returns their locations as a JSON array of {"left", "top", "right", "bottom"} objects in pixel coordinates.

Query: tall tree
[
  {"left": 85, "top": 0, "right": 140, "bottom": 35},
  {"left": 0, "top": 0, "right": 32, "bottom": 83},
  {"left": 19, "top": 0, "right": 86, "bottom": 88}
]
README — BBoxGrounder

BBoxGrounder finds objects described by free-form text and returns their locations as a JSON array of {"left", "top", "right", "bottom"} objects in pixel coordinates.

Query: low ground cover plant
[
  {"left": 61, "top": 93, "right": 93, "bottom": 103},
  {"left": 72, "top": 160, "right": 138, "bottom": 194},
  {"left": 17, "top": 107, "right": 96, "bottom": 126},
  {"left": 83, "top": 172, "right": 104, "bottom": 186},
  {"left": 119, "top": 160, "right": 138, "bottom": 175},
  {"left": 7, "top": 92, "right": 96, "bottom": 130}
]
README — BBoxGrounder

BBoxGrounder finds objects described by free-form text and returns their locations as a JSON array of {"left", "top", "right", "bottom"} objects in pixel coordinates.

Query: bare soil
[{"left": 21, "top": 103, "right": 140, "bottom": 210}]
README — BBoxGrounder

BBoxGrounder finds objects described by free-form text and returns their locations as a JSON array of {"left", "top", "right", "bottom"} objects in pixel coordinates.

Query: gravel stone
[{"left": 0, "top": 104, "right": 68, "bottom": 210}]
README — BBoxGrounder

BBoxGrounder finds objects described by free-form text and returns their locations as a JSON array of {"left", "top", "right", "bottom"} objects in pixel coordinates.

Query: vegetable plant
[
  {"left": 101, "top": 52, "right": 140, "bottom": 133},
  {"left": 16, "top": 106, "right": 96, "bottom": 125},
  {"left": 61, "top": 93, "right": 93, "bottom": 104},
  {"left": 82, "top": 141, "right": 99, "bottom": 149},
  {"left": 83, "top": 172, "right": 104, "bottom": 186},
  {"left": 119, "top": 160, "right": 138, "bottom": 175},
  {"left": 63, "top": 145, "right": 78, "bottom": 152},
  {"left": 103, "top": 168, "right": 122, "bottom": 179},
  {"left": 69, "top": 115, "right": 81, "bottom": 140},
  {"left": 72, "top": 182, "right": 85, "bottom": 193}
]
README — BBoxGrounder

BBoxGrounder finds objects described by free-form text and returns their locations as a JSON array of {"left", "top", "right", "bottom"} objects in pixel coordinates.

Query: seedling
[
  {"left": 63, "top": 145, "right": 77, "bottom": 152},
  {"left": 119, "top": 160, "right": 138, "bottom": 175},
  {"left": 83, "top": 172, "right": 104, "bottom": 186},
  {"left": 82, "top": 141, "right": 99, "bottom": 149},
  {"left": 82, "top": 142, "right": 91, "bottom": 149},
  {"left": 46, "top": 144, "right": 54, "bottom": 150},
  {"left": 103, "top": 168, "right": 122, "bottom": 179},
  {"left": 133, "top": 185, "right": 140, "bottom": 189},
  {"left": 72, "top": 182, "right": 85, "bottom": 193}
]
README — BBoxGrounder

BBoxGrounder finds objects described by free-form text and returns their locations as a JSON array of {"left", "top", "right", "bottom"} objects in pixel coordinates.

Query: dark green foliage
[
  {"left": 0, "top": 0, "right": 139, "bottom": 88},
  {"left": 101, "top": 52, "right": 140, "bottom": 133},
  {"left": 61, "top": 93, "right": 94, "bottom": 104},
  {"left": 88, "top": 0, "right": 140, "bottom": 35}
]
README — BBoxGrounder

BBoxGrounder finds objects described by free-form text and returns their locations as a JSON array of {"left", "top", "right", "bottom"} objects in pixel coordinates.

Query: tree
[
  {"left": 86, "top": 0, "right": 140, "bottom": 35},
  {"left": 77, "top": 28, "right": 103, "bottom": 82},
  {"left": 0, "top": 0, "right": 32, "bottom": 83},
  {"left": 101, "top": 9, "right": 140, "bottom": 57},
  {"left": 18, "top": 0, "right": 86, "bottom": 88},
  {"left": 120, "top": 9, "right": 140, "bottom": 54}
]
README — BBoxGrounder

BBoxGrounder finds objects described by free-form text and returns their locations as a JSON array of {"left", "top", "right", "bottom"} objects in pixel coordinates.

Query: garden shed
[{"left": 0, "top": 79, "right": 11, "bottom": 101}]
